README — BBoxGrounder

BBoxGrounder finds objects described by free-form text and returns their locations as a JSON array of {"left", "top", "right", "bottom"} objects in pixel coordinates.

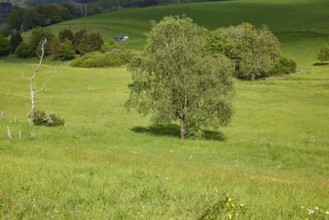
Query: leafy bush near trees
[
  {"left": 267, "top": 57, "right": 296, "bottom": 76},
  {"left": 71, "top": 48, "right": 133, "bottom": 68},
  {"left": 59, "top": 28, "right": 74, "bottom": 43},
  {"left": 206, "top": 23, "right": 295, "bottom": 80},
  {"left": 317, "top": 44, "right": 329, "bottom": 63},
  {"left": 77, "top": 32, "right": 104, "bottom": 55},
  {"left": 9, "top": 32, "right": 23, "bottom": 52},
  {"left": 29, "top": 109, "right": 65, "bottom": 127},
  {"left": 59, "top": 39, "right": 75, "bottom": 60},
  {"left": 29, "top": 26, "right": 54, "bottom": 56},
  {"left": 15, "top": 42, "right": 33, "bottom": 58},
  {"left": 0, "top": 34, "right": 11, "bottom": 56}
]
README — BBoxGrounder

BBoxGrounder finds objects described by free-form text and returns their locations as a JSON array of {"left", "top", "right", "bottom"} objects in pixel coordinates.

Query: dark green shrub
[
  {"left": 50, "top": 38, "right": 61, "bottom": 58},
  {"left": 267, "top": 56, "right": 296, "bottom": 76},
  {"left": 77, "top": 32, "right": 104, "bottom": 55},
  {"left": 317, "top": 44, "right": 329, "bottom": 63},
  {"left": 0, "top": 34, "right": 11, "bottom": 56},
  {"left": 59, "top": 39, "right": 75, "bottom": 60},
  {"left": 29, "top": 26, "right": 54, "bottom": 56},
  {"left": 10, "top": 32, "right": 23, "bottom": 52},
  {"left": 30, "top": 109, "right": 64, "bottom": 127},
  {"left": 15, "top": 42, "right": 33, "bottom": 58},
  {"left": 73, "top": 29, "right": 86, "bottom": 53},
  {"left": 59, "top": 28, "right": 74, "bottom": 42}
]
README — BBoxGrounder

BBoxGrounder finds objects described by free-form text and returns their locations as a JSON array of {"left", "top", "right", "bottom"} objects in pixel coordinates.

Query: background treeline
[
  {"left": 1, "top": 2, "right": 94, "bottom": 35},
  {"left": 0, "top": 26, "right": 134, "bottom": 67},
  {"left": 0, "top": 0, "right": 226, "bottom": 35}
]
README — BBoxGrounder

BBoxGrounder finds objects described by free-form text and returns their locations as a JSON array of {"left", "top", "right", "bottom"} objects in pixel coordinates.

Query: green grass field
[
  {"left": 1, "top": 0, "right": 329, "bottom": 218},
  {"left": 0, "top": 58, "right": 328, "bottom": 218}
]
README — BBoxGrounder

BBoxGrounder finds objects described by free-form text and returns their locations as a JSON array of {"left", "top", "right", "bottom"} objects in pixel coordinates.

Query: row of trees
[
  {"left": 125, "top": 16, "right": 299, "bottom": 139},
  {"left": 0, "top": 27, "right": 104, "bottom": 59},
  {"left": 2, "top": 3, "right": 90, "bottom": 34}
]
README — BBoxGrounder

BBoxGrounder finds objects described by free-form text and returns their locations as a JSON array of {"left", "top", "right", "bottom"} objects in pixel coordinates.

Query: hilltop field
[{"left": 1, "top": 0, "right": 329, "bottom": 218}]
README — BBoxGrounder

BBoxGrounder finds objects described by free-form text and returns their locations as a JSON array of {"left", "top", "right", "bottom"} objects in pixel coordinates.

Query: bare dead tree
[
  {"left": 20, "top": 38, "right": 53, "bottom": 113},
  {"left": 30, "top": 38, "right": 47, "bottom": 113}
]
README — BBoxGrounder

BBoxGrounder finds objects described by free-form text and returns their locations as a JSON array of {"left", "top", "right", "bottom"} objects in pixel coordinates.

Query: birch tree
[{"left": 125, "top": 16, "right": 234, "bottom": 139}]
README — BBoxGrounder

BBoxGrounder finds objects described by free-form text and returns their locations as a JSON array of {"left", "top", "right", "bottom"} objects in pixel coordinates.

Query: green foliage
[
  {"left": 50, "top": 37, "right": 61, "bottom": 59},
  {"left": 126, "top": 16, "right": 234, "bottom": 138},
  {"left": 268, "top": 56, "right": 296, "bottom": 76},
  {"left": 0, "top": 34, "right": 11, "bottom": 57},
  {"left": 29, "top": 109, "right": 64, "bottom": 127},
  {"left": 58, "top": 28, "right": 74, "bottom": 43},
  {"left": 9, "top": 32, "right": 23, "bottom": 52},
  {"left": 71, "top": 49, "right": 131, "bottom": 68},
  {"left": 14, "top": 42, "right": 33, "bottom": 58},
  {"left": 58, "top": 39, "right": 75, "bottom": 60},
  {"left": 77, "top": 31, "right": 104, "bottom": 55},
  {"left": 29, "top": 26, "right": 54, "bottom": 56},
  {"left": 206, "top": 23, "right": 281, "bottom": 80},
  {"left": 73, "top": 29, "right": 86, "bottom": 52},
  {"left": 317, "top": 44, "right": 329, "bottom": 63}
]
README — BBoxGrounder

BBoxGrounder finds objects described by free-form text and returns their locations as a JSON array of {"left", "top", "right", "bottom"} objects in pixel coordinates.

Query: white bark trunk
[{"left": 30, "top": 38, "right": 47, "bottom": 113}]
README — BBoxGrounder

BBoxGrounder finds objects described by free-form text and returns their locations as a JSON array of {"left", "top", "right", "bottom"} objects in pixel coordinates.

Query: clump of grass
[
  {"left": 29, "top": 109, "right": 64, "bottom": 127},
  {"left": 199, "top": 195, "right": 246, "bottom": 220}
]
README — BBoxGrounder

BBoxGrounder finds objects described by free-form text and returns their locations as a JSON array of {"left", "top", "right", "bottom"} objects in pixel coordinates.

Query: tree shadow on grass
[
  {"left": 313, "top": 62, "right": 329, "bottom": 66},
  {"left": 131, "top": 124, "right": 226, "bottom": 141}
]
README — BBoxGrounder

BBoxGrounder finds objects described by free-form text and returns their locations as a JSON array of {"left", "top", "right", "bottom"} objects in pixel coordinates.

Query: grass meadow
[
  {"left": 1, "top": 0, "right": 329, "bottom": 218},
  {"left": 0, "top": 58, "right": 328, "bottom": 218}
]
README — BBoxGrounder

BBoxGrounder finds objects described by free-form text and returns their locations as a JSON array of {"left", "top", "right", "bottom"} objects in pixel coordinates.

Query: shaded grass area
[{"left": 0, "top": 61, "right": 328, "bottom": 218}]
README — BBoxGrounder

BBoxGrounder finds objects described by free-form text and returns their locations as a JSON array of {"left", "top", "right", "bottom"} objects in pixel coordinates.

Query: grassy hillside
[
  {"left": 39, "top": 0, "right": 329, "bottom": 69},
  {"left": 2, "top": 0, "right": 329, "bottom": 218},
  {"left": 0, "top": 59, "right": 328, "bottom": 218}
]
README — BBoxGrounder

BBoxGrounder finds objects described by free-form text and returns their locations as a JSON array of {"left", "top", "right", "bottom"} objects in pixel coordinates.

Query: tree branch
[{"left": 34, "top": 73, "right": 54, "bottom": 94}]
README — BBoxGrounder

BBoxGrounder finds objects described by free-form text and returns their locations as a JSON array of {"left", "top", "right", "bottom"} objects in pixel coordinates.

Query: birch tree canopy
[{"left": 125, "top": 16, "right": 235, "bottom": 139}]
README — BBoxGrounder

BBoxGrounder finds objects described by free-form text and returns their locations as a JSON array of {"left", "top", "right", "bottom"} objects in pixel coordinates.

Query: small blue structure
[{"left": 115, "top": 34, "right": 129, "bottom": 41}]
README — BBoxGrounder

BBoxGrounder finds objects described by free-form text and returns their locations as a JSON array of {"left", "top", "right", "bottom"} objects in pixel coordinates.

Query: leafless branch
[
  {"left": 15, "top": 94, "right": 31, "bottom": 100},
  {"left": 35, "top": 73, "right": 54, "bottom": 94}
]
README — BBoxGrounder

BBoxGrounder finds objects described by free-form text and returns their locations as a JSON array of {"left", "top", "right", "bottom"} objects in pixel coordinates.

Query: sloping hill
[{"left": 48, "top": 0, "right": 329, "bottom": 69}]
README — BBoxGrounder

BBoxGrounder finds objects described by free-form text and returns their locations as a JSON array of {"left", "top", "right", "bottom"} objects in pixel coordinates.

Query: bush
[
  {"left": 15, "top": 42, "right": 33, "bottom": 58},
  {"left": 73, "top": 29, "right": 86, "bottom": 52},
  {"left": 59, "top": 39, "right": 75, "bottom": 60},
  {"left": 29, "top": 26, "right": 54, "bottom": 56},
  {"left": 10, "top": 32, "right": 23, "bottom": 53},
  {"left": 317, "top": 44, "right": 329, "bottom": 63},
  {"left": 267, "top": 56, "right": 297, "bottom": 76},
  {"left": 71, "top": 48, "right": 133, "bottom": 68},
  {"left": 77, "top": 31, "right": 104, "bottom": 55},
  {"left": 206, "top": 23, "right": 281, "bottom": 80},
  {"left": 30, "top": 109, "right": 65, "bottom": 127},
  {"left": 59, "top": 28, "right": 74, "bottom": 42},
  {"left": 0, "top": 34, "right": 11, "bottom": 56}
]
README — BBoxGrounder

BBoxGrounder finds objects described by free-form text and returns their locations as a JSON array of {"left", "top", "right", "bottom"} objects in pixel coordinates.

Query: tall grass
[{"left": 0, "top": 59, "right": 328, "bottom": 218}]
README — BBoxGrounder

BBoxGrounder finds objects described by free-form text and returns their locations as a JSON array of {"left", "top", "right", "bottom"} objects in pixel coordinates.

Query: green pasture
[
  {"left": 33, "top": 0, "right": 329, "bottom": 69},
  {"left": 0, "top": 58, "right": 328, "bottom": 218},
  {"left": 2, "top": 0, "right": 329, "bottom": 218}
]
